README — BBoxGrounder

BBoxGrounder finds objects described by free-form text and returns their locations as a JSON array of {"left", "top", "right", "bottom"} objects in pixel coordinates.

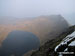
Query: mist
[
  {"left": 0, "top": 0, "right": 75, "bottom": 25},
  {"left": 0, "top": 0, "right": 75, "bottom": 55}
]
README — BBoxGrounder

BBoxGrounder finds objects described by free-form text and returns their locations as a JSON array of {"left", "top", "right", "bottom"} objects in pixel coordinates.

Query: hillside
[
  {"left": 0, "top": 15, "right": 69, "bottom": 56},
  {"left": 31, "top": 25, "right": 75, "bottom": 56},
  {"left": 0, "top": 15, "right": 69, "bottom": 46}
]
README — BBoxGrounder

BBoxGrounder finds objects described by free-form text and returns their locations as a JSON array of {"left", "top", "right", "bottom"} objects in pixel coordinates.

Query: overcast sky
[{"left": 0, "top": 0, "right": 75, "bottom": 18}]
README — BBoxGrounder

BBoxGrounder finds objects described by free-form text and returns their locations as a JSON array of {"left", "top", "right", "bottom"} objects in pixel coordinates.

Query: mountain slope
[
  {"left": 31, "top": 25, "right": 75, "bottom": 56},
  {"left": 0, "top": 15, "right": 69, "bottom": 45}
]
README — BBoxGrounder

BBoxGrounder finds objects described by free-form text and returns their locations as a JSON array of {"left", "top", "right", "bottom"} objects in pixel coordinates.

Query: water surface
[{"left": 0, "top": 30, "right": 40, "bottom": 56}]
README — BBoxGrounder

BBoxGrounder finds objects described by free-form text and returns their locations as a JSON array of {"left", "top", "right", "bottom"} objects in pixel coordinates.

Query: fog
[{"left": 0, "top": 0, "right": 75, "bottom": 24}]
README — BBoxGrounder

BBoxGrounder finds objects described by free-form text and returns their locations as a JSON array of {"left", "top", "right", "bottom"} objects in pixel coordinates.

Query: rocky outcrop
[{"left": 31, "top": 25, "right": 75, "bottom": 56}]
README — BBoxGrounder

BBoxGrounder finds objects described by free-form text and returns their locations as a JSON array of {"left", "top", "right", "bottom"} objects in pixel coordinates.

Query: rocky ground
[{"left": 31, "top": 25, "right": 75, "bottom": 56}]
